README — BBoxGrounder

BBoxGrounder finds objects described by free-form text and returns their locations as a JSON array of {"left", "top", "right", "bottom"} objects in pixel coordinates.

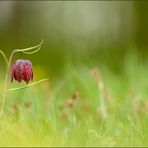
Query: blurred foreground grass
[{"left": 0, "top": 51, "right": 148, "bottom": 146}]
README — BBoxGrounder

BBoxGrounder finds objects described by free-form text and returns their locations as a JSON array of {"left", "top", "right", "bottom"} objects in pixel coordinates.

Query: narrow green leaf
[
  {"left": 0, "top": 50, "right": 9, "bottom": 67},
  {"left": 22, "top": 46, "right": 41, "bottom": 55},
  {"left": 6, "top": 78, "right": 49, "bottom": 93},
  {"left": 16, "top": 39, "right": 44, "bottom": 52}
]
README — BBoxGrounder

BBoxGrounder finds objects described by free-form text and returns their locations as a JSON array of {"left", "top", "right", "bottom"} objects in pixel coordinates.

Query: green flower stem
[{"left": 0, "top": 50, "right": 15, "bottom": 117}]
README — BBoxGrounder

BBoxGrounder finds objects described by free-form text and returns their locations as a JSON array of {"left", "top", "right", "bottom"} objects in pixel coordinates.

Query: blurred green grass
[{"left": 0, "top": 51, "right": 148, "bottom": 146}]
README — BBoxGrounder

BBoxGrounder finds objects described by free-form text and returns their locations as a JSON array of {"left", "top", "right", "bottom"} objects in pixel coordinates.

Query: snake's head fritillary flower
[{"left": 11, "top": 59, "right": 33, "bottom": 84}]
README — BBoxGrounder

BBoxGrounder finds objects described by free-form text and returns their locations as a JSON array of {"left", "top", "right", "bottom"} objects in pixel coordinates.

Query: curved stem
[
  {"left": 0, "top": 50, "right": 9, "bottom": 67},
  {"left": 0, "top": 50, "right": 16, "bottom": 117}
]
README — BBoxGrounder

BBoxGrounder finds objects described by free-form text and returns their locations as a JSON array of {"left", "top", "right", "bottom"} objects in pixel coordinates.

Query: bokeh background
[
  {"left": 1, "top": 1, "right": 148, "bottom": 146},
  {"left": 0, "top": 1, "right": 148, "bottom": 79}
]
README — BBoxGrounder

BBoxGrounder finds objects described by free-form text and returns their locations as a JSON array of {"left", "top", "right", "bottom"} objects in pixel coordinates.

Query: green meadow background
[{"left": 0, "top": 1, "right": 148, "bottom": 146}]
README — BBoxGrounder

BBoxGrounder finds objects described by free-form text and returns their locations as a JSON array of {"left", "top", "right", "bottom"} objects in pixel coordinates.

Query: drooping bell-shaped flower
[{"left": 11, "top": 59, "right": 33, "bottom": 84}]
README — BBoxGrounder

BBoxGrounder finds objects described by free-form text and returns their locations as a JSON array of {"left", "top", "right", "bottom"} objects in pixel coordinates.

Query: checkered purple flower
[{"left": 11, "top": 60, "right": 33, "bottom": 84}]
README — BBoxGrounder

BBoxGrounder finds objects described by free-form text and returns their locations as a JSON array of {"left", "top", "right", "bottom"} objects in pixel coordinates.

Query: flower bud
[{"left": 11, "top": 60, "right": 33, "bottom": 84}]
